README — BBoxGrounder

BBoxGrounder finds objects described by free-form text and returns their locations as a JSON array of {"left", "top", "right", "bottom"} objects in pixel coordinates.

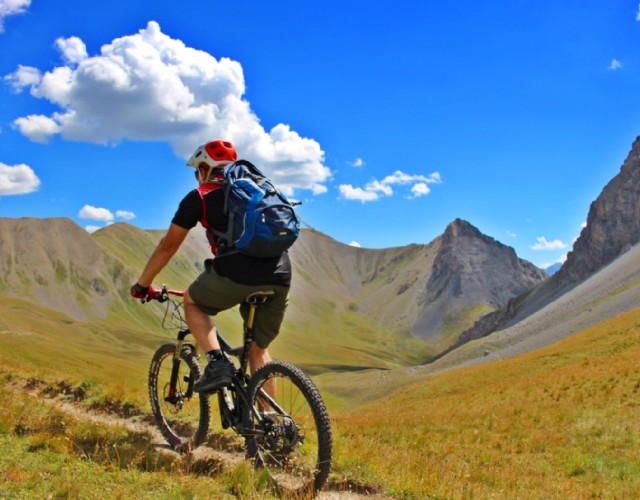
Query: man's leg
[
  {"left": 184, "top": 290, "right": 220, "bottom": 351},
  {"left": 250, "top": 343, "right": 276, "bottom": 410},
  {"left": 184, "top": 291, "right": 233, "bottom": 393},
  {"left": 249, "top": 342, "right": 272, "bottom": 374}
]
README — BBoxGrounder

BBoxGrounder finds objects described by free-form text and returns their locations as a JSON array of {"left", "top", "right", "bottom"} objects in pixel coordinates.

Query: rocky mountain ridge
[
  {"left": 457, "top": 135, "right": 640, "bottom": 346},
  {"left": 0, "top": 215, "right": 546, "bottom": 363}
]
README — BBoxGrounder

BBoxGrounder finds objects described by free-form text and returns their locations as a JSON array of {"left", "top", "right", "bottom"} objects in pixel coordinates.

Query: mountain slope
[
  {"left": 0, "top": 216, "right": 545, "bottom": 373},
  {"left": 415, "top": 219, "right": 546, "bottom": 345},
  {"left": 0, "top": 217, "right": 130, "bottom": 321},
  {"left": 456, "top": 135, "right": 640, "bottom": 348}
]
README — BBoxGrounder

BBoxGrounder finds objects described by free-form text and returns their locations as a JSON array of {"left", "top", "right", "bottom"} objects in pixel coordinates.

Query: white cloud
[
  {"left": 115, "top": 209, "right": 136, "bottom": 220},
  {"left": 339, "top": 170, "right": 441, "bottom": 203},
  {"left": 531, "top": 236, "right": 567, "bottom": 251},
  {"left": 84, "top": 225, "right": 102, "bottom": 234},
  {"left": 609, "top": 59, "right": 622, "bottom": 70},
  {"left": 12, "top": 114, "right": 61, "bottom": 142},
  {"left": 637, "top": 3, "right": 640, "bottom": 21},
  {"left": 507, "top": 230, "right": 517, "bottom": 238},
  {"left": 55, "top": 36, "right": 88, "bottom": 65},
  {"left": 4, "top": 65, "right": 41, "bottom": 92},
  {"left": 409, "top": 183, "right": 430, "bottom": 198},
  {"left": 7, "top": 21, "right": 331, "bottom": 195},
  {"left": 339, "top": 184, "right": 381, "bottom": 202},
  {"left": 349, "top": 241, "right": 361, "bottom": 247},
  {"left": 349, "top": 158, "right": 365, "bottom": 167},
  {"left": 0, "top": 0, "right": 31, "bottom": 33},
  {"left": 78, "top": 204, "right": 114, "bottom": 222},
  {"left": 0, "top": 162, "right": 40, "bottom": 195}
]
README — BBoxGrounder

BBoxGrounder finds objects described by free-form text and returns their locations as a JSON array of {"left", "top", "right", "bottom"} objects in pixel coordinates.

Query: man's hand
[{"left": 130, "top": 283, "right": 150, "bottom": 299}]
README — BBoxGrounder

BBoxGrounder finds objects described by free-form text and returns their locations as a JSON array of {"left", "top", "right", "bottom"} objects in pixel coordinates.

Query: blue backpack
[{"left": 201, "top": 160, "right": 300, "bottom": 258}]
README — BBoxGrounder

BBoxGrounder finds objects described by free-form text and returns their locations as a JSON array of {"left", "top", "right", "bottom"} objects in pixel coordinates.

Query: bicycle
[{"left": 141, "top": 285, "right": 333, "bottom": 494}]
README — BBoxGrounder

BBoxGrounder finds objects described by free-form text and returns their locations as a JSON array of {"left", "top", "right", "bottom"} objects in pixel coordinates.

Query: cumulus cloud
[
  {"left": 609, "top": 59, "right": 622, "bottom": 70},
  {"left": 6, "top": 21, "right": 330, "bottom": 195},
  {"left": 12, "top": 114, "right": 61, "bottom": 142},
  {"left": 339, "top": 170, "right": 441, "bottom": 202},
  {"left": 55, "top": 36, "right": 88, "bottom": 65},
  {"left": 0, "top": 0, "right": 30, "bottom": 33},
  {"left": 349, "top": 241, "right": 361, "bottom": 247},
  {"left": 4, "top": 65, "right": 41, "bottom": 91},
  {"left": 531, "top": 236, "right": 567, "bottom": 251},
  {"left": 78, "top": 204, "right": 114, "bottom": 222},
  {"left": 0, "top": 162, "right": 40, "bottom": 195},
  {"left": 84, "top": 225, "right": 102, "bottom": 234},
  {"left": 349, "top": 158, "right": 365, "bottom": 167},
  {"left": 115, "top": 209, "right": 136, "bottom": 220}
]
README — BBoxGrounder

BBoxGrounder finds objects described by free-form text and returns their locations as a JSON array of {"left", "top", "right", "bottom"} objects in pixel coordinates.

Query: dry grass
[{"left": 333, "top": 307, "right": 640, "bottom": 497}]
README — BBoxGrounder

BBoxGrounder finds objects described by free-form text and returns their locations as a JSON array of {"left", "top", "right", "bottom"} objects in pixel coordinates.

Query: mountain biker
[{"left": 131, "top": 139, "right": 291, "bottom": 394}]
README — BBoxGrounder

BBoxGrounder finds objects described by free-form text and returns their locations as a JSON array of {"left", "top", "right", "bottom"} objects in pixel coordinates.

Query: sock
[{"left": 207, "top": 350, "right": 224, "bottom": 363}]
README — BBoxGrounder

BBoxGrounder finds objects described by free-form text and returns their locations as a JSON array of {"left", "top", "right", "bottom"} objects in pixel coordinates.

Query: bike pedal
[{"left": 183, "top": 375, "right": 190, "bottom": 383}]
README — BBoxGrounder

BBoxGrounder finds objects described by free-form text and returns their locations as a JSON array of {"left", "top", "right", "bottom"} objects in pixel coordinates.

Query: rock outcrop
[{"left": 454, "top": 135, "right": 640, "bottom": 349}]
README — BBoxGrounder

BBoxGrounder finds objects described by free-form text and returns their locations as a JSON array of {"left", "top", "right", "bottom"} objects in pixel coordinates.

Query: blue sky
[{"left": 1, "top": 1, "right": 640, "bottom": 269}]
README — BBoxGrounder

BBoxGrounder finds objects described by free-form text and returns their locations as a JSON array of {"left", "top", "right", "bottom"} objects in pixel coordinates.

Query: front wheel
[
  {"left": 148, "top": 343, "right": 211, "bottom": 451},
  {"left": 245, "top": 360, "right": 332, "bottom": 495}
]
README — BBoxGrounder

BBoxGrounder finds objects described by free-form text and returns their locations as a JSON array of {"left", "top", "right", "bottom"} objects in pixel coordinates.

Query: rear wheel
[
  {"left": 245, "top": 360, "right": 332, "bottom": 495},
  {"left": 148, "top": 343, "right": 211, "bottom": 451}
]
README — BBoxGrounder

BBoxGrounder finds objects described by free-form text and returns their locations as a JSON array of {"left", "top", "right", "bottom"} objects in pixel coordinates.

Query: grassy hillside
[
  {"left": 332, "top": 306, "right": 640, "bottom": 497},
  {"left": 3, "top": 303, "right": 639, "bottom": 497}
]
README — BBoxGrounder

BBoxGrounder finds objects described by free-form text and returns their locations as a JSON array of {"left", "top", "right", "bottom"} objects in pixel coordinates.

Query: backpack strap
[
  {"left": 196, "top": 182, "right": 223, "bottom": 255},
  {"left": 195, "top": 182, "right": 223, "bottom": 226}
]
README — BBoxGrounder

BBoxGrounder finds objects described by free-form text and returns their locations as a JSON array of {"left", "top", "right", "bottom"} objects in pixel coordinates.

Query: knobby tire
[
  {"left": 148, "top": 343, "right": 211, "bottom": 451},
  {"left": 245, "top": 360, "right": 332, "bottom": 494}
]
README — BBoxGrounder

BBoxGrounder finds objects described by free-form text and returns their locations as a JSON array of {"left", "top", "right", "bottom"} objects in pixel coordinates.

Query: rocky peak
[
  {"left": 426, "top": 219, "right": 547, "bottom": 308},
  {"left": 442, "top": 218, "right": 482, "bottom": 240},
  {"left": 557, "top": 136, "right": 640, "bottom": 285}
]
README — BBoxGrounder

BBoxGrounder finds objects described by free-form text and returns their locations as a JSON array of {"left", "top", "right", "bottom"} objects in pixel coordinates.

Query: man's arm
[{"left": 136, "top": 223, "right": 190, "bottom": 287}]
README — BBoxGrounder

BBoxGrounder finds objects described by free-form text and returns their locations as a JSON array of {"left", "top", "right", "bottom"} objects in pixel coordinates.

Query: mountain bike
[{"left": 140, "top": 285, "right": 332, "bottom": 494}]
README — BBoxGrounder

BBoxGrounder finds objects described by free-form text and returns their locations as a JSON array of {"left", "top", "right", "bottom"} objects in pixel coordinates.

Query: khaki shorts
[{"left": 188, "top": 267, "right": 289, "bottom": 349}]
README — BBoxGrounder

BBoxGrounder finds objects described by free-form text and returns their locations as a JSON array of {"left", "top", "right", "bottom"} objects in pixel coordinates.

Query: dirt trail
[{"left": 18, "top": 379, "right": 386, "bottom": 499}]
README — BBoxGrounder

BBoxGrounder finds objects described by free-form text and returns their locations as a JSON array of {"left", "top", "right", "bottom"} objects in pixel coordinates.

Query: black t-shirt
[{"left": 172, "top": 187, "right": 292, "bottom": 287}]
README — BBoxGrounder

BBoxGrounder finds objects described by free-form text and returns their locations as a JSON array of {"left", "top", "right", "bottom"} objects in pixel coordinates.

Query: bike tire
[
  {"left": 245, "top": 360, "right": 332, "bottom": 494},
  {"left": 148, "top": 342, "right": 211, "bottom": 451}
]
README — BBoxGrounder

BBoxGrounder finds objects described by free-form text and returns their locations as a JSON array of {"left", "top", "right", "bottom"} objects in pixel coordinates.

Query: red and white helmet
[{"left": 186, "top": 140, "right": 238, "bottom": 170}]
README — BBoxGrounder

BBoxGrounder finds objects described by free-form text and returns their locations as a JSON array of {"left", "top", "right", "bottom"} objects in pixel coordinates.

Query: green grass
[
  {"left": 332, "top": 306, "right": 640, "bottom": 497},
  {"left": 0, "top": 376, "right": 274, "bottom": 499},
  {"left": 5, "top": 234, "right": 640, "bottom": 498}
]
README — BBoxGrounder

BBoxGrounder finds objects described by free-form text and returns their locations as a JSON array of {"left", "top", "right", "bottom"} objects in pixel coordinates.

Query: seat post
[
  {"left": 244, "top": 291, "right": 275, "bottom": 332},
  {"left": 246, "top": 302, "right": 258, "bottom": 331}
]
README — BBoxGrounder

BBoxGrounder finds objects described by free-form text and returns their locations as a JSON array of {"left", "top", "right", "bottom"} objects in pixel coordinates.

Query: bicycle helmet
[{"left": 187, "top": 140, "right": 238, "bottom": 170}]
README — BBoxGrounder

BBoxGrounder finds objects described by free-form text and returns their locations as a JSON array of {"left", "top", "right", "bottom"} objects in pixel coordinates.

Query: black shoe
[{"left": 194, "top": 358, "right": 234, "bottom": 393}]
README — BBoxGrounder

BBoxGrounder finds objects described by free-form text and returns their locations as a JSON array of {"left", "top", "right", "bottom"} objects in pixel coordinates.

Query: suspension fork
[{"left": 168, "top": 328, "right": 195, "bottom": 398}]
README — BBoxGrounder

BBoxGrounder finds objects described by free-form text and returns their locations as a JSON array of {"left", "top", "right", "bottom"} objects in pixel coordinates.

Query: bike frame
[{"left": 159, "top": 287, "right": 283, "bottom": 438}]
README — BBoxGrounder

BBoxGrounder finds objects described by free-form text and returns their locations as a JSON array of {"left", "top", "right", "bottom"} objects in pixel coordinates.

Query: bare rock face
[
  {"left": 413, "top": 219, "right": 547, "bottom": 340},
  {"left": 557, "top": 136, "right": 640, "bottom": 285},
  {"left": 454, "top": 135, "right": 640, "bottom": 350},
  {"left": 426, "top": 219, "right": 547, "bottom": 306}
]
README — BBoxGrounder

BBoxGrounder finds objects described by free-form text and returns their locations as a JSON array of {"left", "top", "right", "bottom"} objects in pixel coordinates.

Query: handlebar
[{"left": 141, "top": 285, "right": 185, "bottom": 303}]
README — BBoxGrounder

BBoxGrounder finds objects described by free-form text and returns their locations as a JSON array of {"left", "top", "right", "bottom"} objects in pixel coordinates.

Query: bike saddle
[{"left": 245, "top": 291, "right": 275, "bottom": 305}]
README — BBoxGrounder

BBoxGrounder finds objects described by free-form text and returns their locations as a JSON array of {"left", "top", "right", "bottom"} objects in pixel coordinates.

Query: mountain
[
  {"left": 0, "top": 216, "right": 545, "bottom": 371},
  {"left": 0, "top": 217, "right": 131, "bottom": 321},
  {"left": 543, "top": 262, "right": 562, "bottom": 275},
  {"left": 455, "top": 135, "right": 640, "bottom": 349},
  {"left": 417, "top": 219, "right": 546, "bottom": 342}
]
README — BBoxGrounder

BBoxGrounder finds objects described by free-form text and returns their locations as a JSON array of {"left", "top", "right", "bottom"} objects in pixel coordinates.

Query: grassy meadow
[
  {"left": 332, "top": 306, "right": 640, "bottom": 497},
  {"left": 2, "top": 286, "right": 640, "bottom": 497}
]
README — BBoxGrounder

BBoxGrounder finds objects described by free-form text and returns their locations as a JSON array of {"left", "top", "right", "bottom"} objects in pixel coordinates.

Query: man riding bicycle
[{"left": 131, "top": 140, "right": 291, "bottom": 394}]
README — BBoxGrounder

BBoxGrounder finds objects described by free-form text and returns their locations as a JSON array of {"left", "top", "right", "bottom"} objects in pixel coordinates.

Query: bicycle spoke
[
  {"left": 148, "top": 344, "right": 210, "bottom": 450},
  {"left": 246, "top": 361, "right": 332, "bottom": 494}
]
